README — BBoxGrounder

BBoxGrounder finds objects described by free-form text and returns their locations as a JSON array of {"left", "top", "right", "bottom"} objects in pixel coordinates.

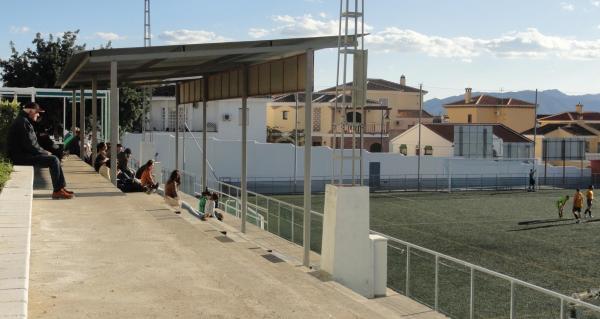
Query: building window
[
  {"left": 346, "top": 112, "right": 362, "bottom": 123},
  {"left": 399, "top": 144, "right": 407, "bottom": 155},
  {"left": 424, "top": 145, "right": 433, "bottom": 156},
  {"left": 586, "top": 141, "right": 590, "bottom": 153},
  {"left": 379, "top": 98, "right": 389, "bottom": 106},
  {"left": 467, "top": 114, "right": 472, "bottom": 123},
  {"left": 282, "top": 111, "right": 289, "bottom": 120},
  {"left": 161, "top": 107, "right": 166, "bottom": 131},
  {"left": 415, "top": 145, "right": 420, "bottom": 156},
  {"left": 370, "top": 143, "right": 382, "bottom": 152}
]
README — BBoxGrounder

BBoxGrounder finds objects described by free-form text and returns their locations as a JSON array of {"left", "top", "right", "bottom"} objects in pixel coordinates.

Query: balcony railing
[{"left": 331, "top": 122, "right": 388, "bottom": 135}]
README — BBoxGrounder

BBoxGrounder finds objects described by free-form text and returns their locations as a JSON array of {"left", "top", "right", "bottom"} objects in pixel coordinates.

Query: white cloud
[
  {"left": 159, "top": 29, "right": 229, "bottom": 44},
  {"left": 560, "top": 2, "right": 575, "bottom": 11},
  {"left": 249, "top": 14, "right": 371, "bottom": 39},
  {"left": 248, "top": 28, "right": 270, "bottom": 39},
  {"left": 367, "top": 27, "right": 600, "bottom": 61},
  {"left": 9, "top": 26, "right": 30, "bottom": 34},
  {"left": 591, "top": 0, "right": 600, "bottom": 7},
  {"left": 94, "top": 32, "right": 126, "bottom": 41}
]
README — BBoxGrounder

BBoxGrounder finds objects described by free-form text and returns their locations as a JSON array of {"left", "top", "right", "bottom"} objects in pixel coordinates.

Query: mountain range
[{"left": 424, "top": 90, "right": 600, "bottom": 116}]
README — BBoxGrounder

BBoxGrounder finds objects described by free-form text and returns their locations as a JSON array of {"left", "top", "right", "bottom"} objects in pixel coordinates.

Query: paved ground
[{"left": 28, "top": 157, "right": 446, "bottom": 319}]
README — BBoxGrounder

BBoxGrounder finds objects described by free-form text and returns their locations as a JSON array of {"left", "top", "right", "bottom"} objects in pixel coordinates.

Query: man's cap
[
  {"left": 124, "top": 148, "right": 132, "bottom": 154},
  {"left": 23, "top": 102, "right": 45, "bottom": 113}
]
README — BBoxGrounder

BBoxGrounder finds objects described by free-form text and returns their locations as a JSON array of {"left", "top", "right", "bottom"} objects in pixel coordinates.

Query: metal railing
[
  {"left": 219, "top": 173, "right": 594, "bottom": 195},
  {"left": 370, "top": 230, "right": 600, "bottom": 319}
]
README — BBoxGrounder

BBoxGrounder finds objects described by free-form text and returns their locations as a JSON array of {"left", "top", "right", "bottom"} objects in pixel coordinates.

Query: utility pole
[
  {"left": 533, "top": 89, "right": 538, "bottom": 190},
  {"left": 142, "top": 0, "right": 151, "bottom": 142},
  {"left": 417, "top": 84, "right": 423, "bottom": 191}
]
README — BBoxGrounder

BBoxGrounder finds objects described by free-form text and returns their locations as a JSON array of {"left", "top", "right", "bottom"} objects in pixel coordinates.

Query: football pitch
[{"left": 272, "top": 189, "right": 600, "bottom": 318}]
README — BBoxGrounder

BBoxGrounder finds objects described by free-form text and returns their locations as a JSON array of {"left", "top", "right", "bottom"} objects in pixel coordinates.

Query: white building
[
  {"left": 146, "top": 94, "right": 268, "bottom": 142},
  {"left": 389, "top": 123, "right": 533, "bottom": 158}
]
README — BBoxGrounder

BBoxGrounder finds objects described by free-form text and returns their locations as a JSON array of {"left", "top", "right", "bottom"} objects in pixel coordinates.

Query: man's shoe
[
  {"left": 62, "top": 188, "right": 75, "bottom": 195},
  {"left": 52, "top": 190, "right": 73, "bottom": 200}
]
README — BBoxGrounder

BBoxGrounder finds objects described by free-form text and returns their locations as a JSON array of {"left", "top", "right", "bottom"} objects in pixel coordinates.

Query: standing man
[
  {"left": 573, "top": 188, "right": 583, "bottom": 223},
  {"left": 556, "top": 195, "right": 569, "bottom": 219},
  {"left": 6, "top": 102, "right": 74, "bottom": 199},
  {"left": 528, "top": 168, "right": 536, "bottom": 192},
  {"left": 584, "top": 185, "right": 594, "bottom": 219}
]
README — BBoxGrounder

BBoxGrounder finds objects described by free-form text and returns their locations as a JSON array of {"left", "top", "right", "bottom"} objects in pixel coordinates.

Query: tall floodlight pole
[{"left": 417, "top": 84, "right": 423, "bottom": 191}]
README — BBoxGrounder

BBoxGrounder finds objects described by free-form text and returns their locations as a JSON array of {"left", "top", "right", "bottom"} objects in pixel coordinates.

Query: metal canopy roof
[{"left": 57, "top": 35, "right": 356, "bottom": 90}]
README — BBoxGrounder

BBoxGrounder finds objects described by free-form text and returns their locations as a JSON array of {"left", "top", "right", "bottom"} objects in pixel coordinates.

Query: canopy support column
[
  {"left": 91, "top": 78, "right": 98, "bottom": 164},
  {"left": 241, "top": 66, "right": 248, "bottom": 234},
  {"left": 175, "top": 86, "right": 180, "bottom": 171},
  {"left": 303, "top": 49, "right": 314, "bottom": 267},
  {"left": 79, "top": 86, "right": 86, "bottom": 159},
  {"left": 110, "top": 61, "right": 119, "bottom": 185},
  {"left": 71, "top": 90, "right": 76, "bottom": 134},
  {"left": 62, "top": 97, "right": 66, "bottom": 140},
  {"left": 202, "top": 78, "right": 208, "bottom": 191}
]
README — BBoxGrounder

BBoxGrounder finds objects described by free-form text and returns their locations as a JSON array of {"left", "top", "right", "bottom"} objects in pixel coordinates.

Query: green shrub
[
  {"left": 0, "top": 97, "right": 20, "bottom": 156},
  {"left": 0, "top": 156, "right": 12, "bottom": 190}
]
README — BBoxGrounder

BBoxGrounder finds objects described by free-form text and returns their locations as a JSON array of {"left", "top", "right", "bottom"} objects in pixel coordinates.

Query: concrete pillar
[
  {"left": 321, "top": 184, "right": 387, "bottom": 298},
  {"left": 62, "top": 97, "right": 66, "bottom": 140},
  {"left": 79, "top": 86, "right": 86, "bottom": 159},
  {"left": 303, "top": 49, "right": 314, "bottom": 267},
  {"left": 91, "top": 78, "right": 98, "bottom": 164},
  {"left": 202, "top": 78, "right": 208, "bottom": 190},
  {"left": 109, "top": 61, "right": 119, "bottom": 185}
]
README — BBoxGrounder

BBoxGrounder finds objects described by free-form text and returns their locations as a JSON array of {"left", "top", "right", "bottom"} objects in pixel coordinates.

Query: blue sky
[{"left": 2, "top": 0, "right": 600, "bottom": 99}]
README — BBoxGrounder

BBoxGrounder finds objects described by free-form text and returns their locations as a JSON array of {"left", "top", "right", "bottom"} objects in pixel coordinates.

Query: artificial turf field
[{"left": 272, "top": 189, "right": 600, "bottom": 318}]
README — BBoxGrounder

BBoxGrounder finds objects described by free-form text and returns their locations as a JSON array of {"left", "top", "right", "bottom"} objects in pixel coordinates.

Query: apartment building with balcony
[{"left": 266, "top": 92, "right": 390, "bottom": 152}]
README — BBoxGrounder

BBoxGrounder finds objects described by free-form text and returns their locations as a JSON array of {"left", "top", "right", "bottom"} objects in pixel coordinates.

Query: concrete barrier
[{"left": 0, "top": 166, "right": 33, "bottom": 318}]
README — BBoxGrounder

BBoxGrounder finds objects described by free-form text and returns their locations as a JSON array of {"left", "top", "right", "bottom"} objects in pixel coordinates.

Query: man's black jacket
[{"left": 6, "top": 111, "right": 46, "bottom": 163}]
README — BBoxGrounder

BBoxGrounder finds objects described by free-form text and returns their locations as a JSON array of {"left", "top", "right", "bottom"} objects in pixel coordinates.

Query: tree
[
  {"left": 0, "top": 97, "right": 20, "bottom": 156},
  {"left": 0, "top": 31, "right": 148, "bottom": 137}
]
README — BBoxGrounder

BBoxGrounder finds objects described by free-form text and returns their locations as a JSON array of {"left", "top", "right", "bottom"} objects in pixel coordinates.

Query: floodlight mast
[{"left": 332, "top": 0, "right": 366, "bottom": 185}]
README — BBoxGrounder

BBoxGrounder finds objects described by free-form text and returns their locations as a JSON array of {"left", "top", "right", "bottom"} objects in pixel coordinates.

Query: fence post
[
  {"left": 434, "top": 255, "right": 439, "bottom": 311},
  {"left": 406, "top": 245, "right": 411, "bottom": 296},
  {"left": 277, "top": 202, "right": 281, "bottom": 236},
  {"left": 510, "top": 280, "right": 516, "bottom": 319},
  {"left": 560, "top": 298, "right": 565, "bottom": 319},
  {"left": 470, "top": 267, "right": 474, "bottom": 319},
  {"left": 291, "top": 207, "right": 295, "bottom": 243}
]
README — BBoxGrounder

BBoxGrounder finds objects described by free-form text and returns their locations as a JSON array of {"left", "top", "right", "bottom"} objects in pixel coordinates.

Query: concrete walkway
[{"left": 29, "top": 157, "right": 446, "bottom": 319}]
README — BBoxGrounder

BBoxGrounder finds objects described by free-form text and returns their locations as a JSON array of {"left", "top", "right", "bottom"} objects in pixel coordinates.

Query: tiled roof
[
  {"left": 396, "top": 109, "right": 433, "bottom": 118},
  {"left": 320, "top": 78, "right": 425, "bottom": 93},
  {"left": 521, "top": 123, "right": 596, "bottom": 136},
  {"left": 423, "top": 123, "right": 531, "bottom": 143},
  {"left": 444, "top": 95, "right": 535, "bottom": 107},
  {"left": 271, "top": 93, "right": 380, "bottom": 105},
  {"left": 539, "top": 112, "right": 600, "bottom": 121}
]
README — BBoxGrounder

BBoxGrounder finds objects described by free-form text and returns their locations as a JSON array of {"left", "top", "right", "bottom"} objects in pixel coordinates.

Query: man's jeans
[{"left": 16, "top": 155, "right": 66, "bottom": 192}]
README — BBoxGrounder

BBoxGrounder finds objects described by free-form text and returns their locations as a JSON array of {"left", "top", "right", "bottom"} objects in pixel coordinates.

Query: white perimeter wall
[{"left": 122, "top": 133, "right": 589, "bottom": 181}]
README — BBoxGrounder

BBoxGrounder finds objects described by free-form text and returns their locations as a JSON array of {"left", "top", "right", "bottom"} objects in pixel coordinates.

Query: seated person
[
  {"left": 94, "top": 142, "right": 108, "bottom": 172},
  {"left": 6, "top": 102, "right": 73, "bottom": 199},
  {"left": 117, "top": 148, "right": 135, "bottom": 179},
  {"left": 117, "top": 170, "right": 147, "bottom": 193},
  {"left": 140, "top": 159, "right": 159, "bottom": 192},
  {"left": 164, "top": 170, "right": 181, "bottom": 214},
  {"left": 98, "top": 157, "right": 111, "bottom": 181},
  {"left": 67, "top": 128, "right": 81, "bottom": 156}
]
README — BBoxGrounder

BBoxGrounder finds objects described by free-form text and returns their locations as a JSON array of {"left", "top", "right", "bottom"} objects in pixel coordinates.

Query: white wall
[
  {"left": 147, "top": 97, "right": 268, "bottom": 143},
  {"left": 389, "top": 125, "right": 454, "bottom": 157},
  {"left": 123, "top": 132, "right": 589, "bottom": 182}
]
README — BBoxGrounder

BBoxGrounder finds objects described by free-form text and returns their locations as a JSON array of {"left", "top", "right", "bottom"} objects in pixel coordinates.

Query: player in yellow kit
[
  {"left": 573, "top": 189, "right": 584, "bottom": 223},
  {"left": 584, "top": 185, "right": 594, "bottom": 219}
]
